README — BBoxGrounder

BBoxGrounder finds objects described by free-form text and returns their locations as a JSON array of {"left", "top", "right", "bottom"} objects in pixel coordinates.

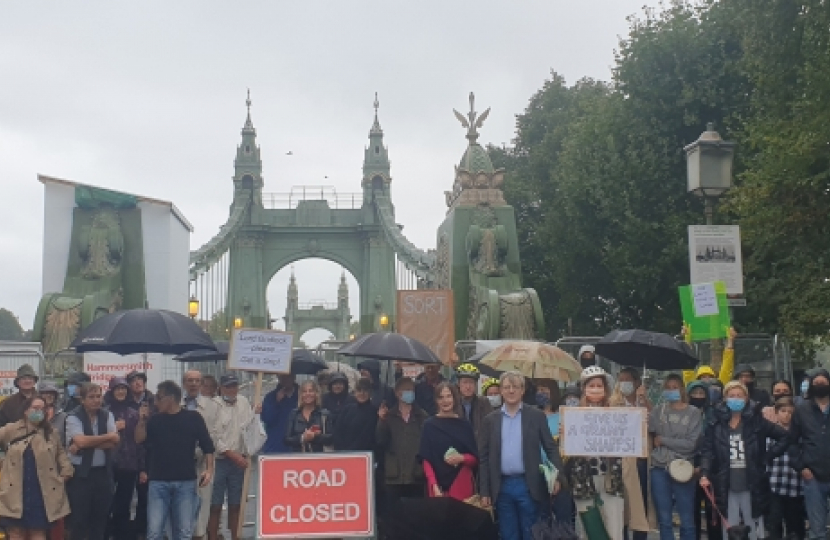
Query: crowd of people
[{"left": 0, "top": 334, "right": 829, "bottom": 540}]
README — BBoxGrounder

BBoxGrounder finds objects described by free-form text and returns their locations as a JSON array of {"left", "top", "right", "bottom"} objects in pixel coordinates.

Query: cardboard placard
[
  {"left": 679, "top": 281, "right": 731, "bottom": 341},
  {"left": 228, "top": 328, "right": 294, "bottom": 374},
  {"left": 560, "top": 406, "right": 648, "bottom": 458}
]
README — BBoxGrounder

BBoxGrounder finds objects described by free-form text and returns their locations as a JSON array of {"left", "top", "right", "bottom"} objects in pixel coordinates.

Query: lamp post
[
  {"left": 379, "top": 314, "right": 389, "bottom": 331},
  {"left": 684, "top": 123, "right": 737, "bottom": 368},
  {"left": 188, "top": 295, "right": 199, "bottom": 320}
]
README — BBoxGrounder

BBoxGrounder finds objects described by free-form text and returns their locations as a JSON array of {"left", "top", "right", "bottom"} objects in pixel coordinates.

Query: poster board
[
  {"left": 679, "top": 281, "right": 731, "bottom": 340},
  {"left": 560, "top": 406, "right": 647, "bottom": 458},
  {"left": 396, "top": 290, "right": 455, "bottom": 366},
  {"left": 257, "top": 452, "right": 374, "bottom": 539},
  {"left": 84, "top": 352, "right": 163, "bottom": 391},
  {"left": 688, "top": 225, "right": 744, "bottom": 295},
  {"left": 228, "top": 328, "right": 294, "bottom": 374}
]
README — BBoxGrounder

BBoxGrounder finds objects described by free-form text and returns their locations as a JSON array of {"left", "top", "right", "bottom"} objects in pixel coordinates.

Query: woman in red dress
[{"left": 418, "top": 382, "right": 479, "bottom": 500}]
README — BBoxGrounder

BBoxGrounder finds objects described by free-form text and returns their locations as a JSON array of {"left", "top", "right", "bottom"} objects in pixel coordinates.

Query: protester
[
  {"left": 700, "top": 381, "right": 790, "bottom": 540},
  {"left": 62, "top": 370, "right": 91, "bottom": 413},
  {"left": 0, "top": 396, "right": 72, "bottom": 540},
  {"left": 357, "top": 359, "right": 396, "bottom": 409},
  {"left": 455, "top": 363, "right": 491, "bottom": 440},
  {"left": 762, "top": 380, "right": 794, "bottom": 423},
  {"left": 321, "top": 371, "right": 354, "bottom": 427},
  {"left": 333, "top": 378, "right": 377, "bottom": 453},
  {"left": 0, "top": 364, "right": 40, "bottom": 427},
  {"left": 566, "top": 366, "right": 627, "bottom": 540},
  {"left": 562, "top": 385, "right": 581, "bottom": 407},
  {"left": 578, "top": 345, "right": 596, "bottom": 369},
  {"left": 261, "top": 373, "right": 298, "bottom": 454},
  {"left": 37, "top": 382, "right": 66, "bottom": 445},
  {"left": 687, "top": 381, "right": 721, "bottom": 540},
  {"left": 181, "top": 370, "right": 220, "bottom": 540},
  {"left": 535, "top": 379, "right": 576, "bottom": 526},
  {"left": 376, "top": 377, "right": 427, "bottom": 499},
  {"left": 201, "top": 375, "right": 218, "bottom": 398},
  {"left": 766, "top": 397, "right": 804, "bottom": 540},
  {"left": 418, "top": 382, "right": 478, "bottom": 500},
  {"left": 733, "top": 364, "right": 772, "bottom": 408},
  {"left": 683, "top": 327, "right": 735, "bottom": 386},
  {"left": 65, "top": 383, "right": 118, "bottom": 540},
  {"left": 285, "top": 380, "right": 333, "bottom": 452},
  {"left": 135, "top": 380, "right": 214, "bottom": 540},
  {"left": 104, "top": 376, "right": 145, "bottom": 540},
  {"left": 649, "top": 374, "right": 701, "bottom": 540},
  {"left": 481, "top": 377, "right": 501, "bottom": 408},
  {"left": 126, "top": 369, "right": 154, "bottom": 534},
  {"left": 208, "top": 373, "right": 255, "bottom": 540},
  {"left": 609, "top": 368, "right": 653, "bottom": 540},
  {"left": 479, "top": 370, "right": 562, "bottom": 540},
  {"left": 414, "top": 363, "right": 444, "bottom": 416},
  {"left": 787, "top": 368, "right": 830, "bottom": 540}
]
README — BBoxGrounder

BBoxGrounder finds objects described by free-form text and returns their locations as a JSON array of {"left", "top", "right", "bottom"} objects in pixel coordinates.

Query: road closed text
[{"left": 269, "top": 469, "right": 360, "bottom": 524}]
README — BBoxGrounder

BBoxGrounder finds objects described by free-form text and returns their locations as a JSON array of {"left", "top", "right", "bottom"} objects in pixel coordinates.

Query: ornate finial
[
  {"left": 371, "top": 92, "right": 382, "bottom": 133},
  {"left": 243, "top": 89, "right": 254, "bottom": 130},
  {"left": 374, "top": 92, "right": 379, "bottom": 115},
  {"left": 453, "top": 91, "right": 490, "bottom": 144},
  {"left": 246, "top": 89, "right": 251, "bottom": 112}
]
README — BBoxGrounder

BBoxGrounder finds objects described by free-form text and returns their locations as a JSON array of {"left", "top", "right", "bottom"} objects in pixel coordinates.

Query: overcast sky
[{"left": 1, "top": 0, "right": 658, "bottom": 346}]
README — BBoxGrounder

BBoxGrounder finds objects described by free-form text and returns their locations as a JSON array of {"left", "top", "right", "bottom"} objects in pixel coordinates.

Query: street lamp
[
  {"left": 233, "top": 317, "right": 243, "bottom": 329},
  {"left": 684, "top": 122, "right": 737, "bottom": 224},
  {"left": 188, "top": 296, "right": 199, "bottom": 319},
  {"left": 379, "top": 314, "right": 389, "bottom": 329}
]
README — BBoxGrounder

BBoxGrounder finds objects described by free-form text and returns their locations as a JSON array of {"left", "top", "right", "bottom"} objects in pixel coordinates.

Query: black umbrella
[
  {"left": 594, "top": 329, "right": 698, "bottom": 370},
  {"left": 380, "top": 496, "right": 498, "bottom": 540},
  {"left": 337, "top": 332, "right": 440, "bottom": 365},
  {"left": 70, "top": 309, "right": 216, "bottom": 355},
  {"left": 290, "top": 349, "right": 328, "bottom": 375},
  {"left": 173, "top": 341, "right": 229, "bottom": 362}
]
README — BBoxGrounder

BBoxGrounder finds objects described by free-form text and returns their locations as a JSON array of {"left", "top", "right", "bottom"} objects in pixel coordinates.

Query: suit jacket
[{"left": 479, "top": 404, "right": 562, "bottom": 503}]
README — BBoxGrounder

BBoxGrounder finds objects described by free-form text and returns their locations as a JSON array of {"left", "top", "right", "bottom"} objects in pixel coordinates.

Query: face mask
[
  {"left": 564, "top": 397, "right": 580, "bottom": 408},
  {"left": 812, "top": 385, "right": 830, "bottom": 398},
  {"left": 27, "top": 410, "right": 44, "bottom": 424},
  {"left": 400, "top": 390, "right": 415, "bottom": 404},
  {"left": 773, "top": 393, "right": 792, "bottom": 401},
  {"left": 66, "top": 384, "right": 77, "bottom": 397},
  {"left": 801, "top": 381, "right": 810, "bottom": 396},
  {"left": 487, "top": 395, "right": 502, "bottom": 407},
  {"left": 689, "top": 397, "right": 707, "bottom": 409},
  {"left": 619, "top": 382, "right": 635, "bottom": 396},
  {"left": 535, "top": 392, "right": 550, "bottom": 408},
  {"left": 726, "top": 398, "right": 746, "bottom": 412},
  {"left": 585, "top": 388, "right": 605, "bottom": 401},
  {"left": 580, "top": 357, "right": 595, "bottom": 369},
  {"left": 662, "top": 390, "right": 681, "bottom": 402}
]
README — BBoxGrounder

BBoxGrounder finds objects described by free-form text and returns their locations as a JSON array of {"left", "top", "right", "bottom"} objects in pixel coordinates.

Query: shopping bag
[{"left": 579, "top": 495, "right": 611, "bottom": 540}]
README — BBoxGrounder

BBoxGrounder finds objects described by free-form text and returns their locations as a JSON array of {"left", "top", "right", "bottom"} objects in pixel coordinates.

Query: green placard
[{"left": 679, "top": 281, "right": 730, "bottom": 340}]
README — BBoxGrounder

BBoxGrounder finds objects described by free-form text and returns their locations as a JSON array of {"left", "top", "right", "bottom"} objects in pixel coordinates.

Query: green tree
[{"left": 0, "top": 309, "right": 25, "bottom": 341}]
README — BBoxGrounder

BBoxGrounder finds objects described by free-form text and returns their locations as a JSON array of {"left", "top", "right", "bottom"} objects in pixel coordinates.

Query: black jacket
[
  {"left": 700, "top": 402, "right": 789, "bottom": 518},
  {"left": 333, "top": 399, "right": 378, "bottom": 453},
  {"left": 788, "top": 393, "right": 830, "bottom": 481},
  {"left": 284, "top": 407, "right": 333, "bottom": 453},
  {"left": 322, "top": 372, "right": 354, "bottom": 427}
]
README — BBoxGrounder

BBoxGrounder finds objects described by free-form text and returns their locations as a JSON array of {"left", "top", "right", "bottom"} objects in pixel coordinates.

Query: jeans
[
  {"left": 147, "top": 480, "right": 199, "bottom": 540},
  {"left": 724, "top": 491, "right": 764, "bottom": 540},
  {"left": 211, "top": 457, "right": 245, "bottom": 505},
  {"left": 651, "top": 467, "right": 696, "bottom": 540},
  {"left": 496, "top": 476, "right": 538, "bottom": 540},
  {"left": 802, "top": 478, "right": 830, "bottom": 540}
]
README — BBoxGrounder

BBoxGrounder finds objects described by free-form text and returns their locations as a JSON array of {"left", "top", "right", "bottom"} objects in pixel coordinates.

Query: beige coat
[{"left": 0, "top": 421, "right": 73, "bottom": 522}]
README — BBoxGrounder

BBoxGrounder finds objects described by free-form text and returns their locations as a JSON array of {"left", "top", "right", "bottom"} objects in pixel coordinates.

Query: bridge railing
[
  {"left": 262, "top": 186, "right": 363, "bottom": 210},
  {"left": 296, "top": 301, "right": 339, "bottom": 310}
]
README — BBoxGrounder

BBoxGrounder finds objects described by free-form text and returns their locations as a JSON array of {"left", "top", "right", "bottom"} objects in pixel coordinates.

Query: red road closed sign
[{"left": 257, "top": 452, "right": 374, "bottom": 538}]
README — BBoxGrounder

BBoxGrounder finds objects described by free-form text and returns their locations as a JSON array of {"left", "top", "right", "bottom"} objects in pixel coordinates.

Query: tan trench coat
[{"left": 0, "top": 420, "right": 73, "bottom": 522}]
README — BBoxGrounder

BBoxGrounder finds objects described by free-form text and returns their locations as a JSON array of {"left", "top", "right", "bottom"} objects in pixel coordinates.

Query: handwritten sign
[
  {"left": 560, "top": 407, "right": 647, "bottom": 458},
  {"left": 228, "top": 329, "right": 294, "bottom": 374},
  {"left": 396, "top": 290, "right": 455, "bottom": 366},
  {"left": 692, "top": 283, "right": 719, "bottom": 317}
]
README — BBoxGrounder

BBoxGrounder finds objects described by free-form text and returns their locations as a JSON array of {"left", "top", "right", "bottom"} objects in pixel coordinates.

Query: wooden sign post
[{"left": 227, "top": 328, "right": 294, "bottom": 539}]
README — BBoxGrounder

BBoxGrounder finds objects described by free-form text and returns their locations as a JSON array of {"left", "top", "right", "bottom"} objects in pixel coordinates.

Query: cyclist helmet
[
  {"left": 481, "top": 377, "right": 500, "bottom": 395},
  {"left": 456, "top": 363, "right": 481, "bottom": 380}
]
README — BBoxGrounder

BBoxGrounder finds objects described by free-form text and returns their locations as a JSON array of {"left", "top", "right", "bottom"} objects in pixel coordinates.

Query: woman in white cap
[{"left": 565, "top": 366, "right": 627, "bottom": 540}]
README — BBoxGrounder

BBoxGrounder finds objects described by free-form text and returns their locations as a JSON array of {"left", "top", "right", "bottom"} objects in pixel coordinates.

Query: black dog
[{"left": 726, "top": 524, "right": 751, "bottom": 540}]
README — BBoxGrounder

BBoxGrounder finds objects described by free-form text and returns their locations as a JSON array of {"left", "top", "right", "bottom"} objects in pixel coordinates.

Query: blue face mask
[
  {"left": 727, "top": 398, "right": 746, "bottom": 412},
  {"left": 535, "top": 392, "right": 550, "bottom": 408},
  {"left": 27, "top": 410, "right": 44, "bottom": 424},
  {"left": 662, "top": 389, "right": 681, "bottom": 402},
  {"left": 66, "top": 384, "right": 77, "bottom": 398},
  {"left": 400, "top": 390, "right": 415, "bottom": 404}
]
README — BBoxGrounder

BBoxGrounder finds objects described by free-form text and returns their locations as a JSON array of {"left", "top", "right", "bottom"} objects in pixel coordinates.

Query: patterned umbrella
[{"left": 476, "top": 341, "right": 582, "bottom": 382}]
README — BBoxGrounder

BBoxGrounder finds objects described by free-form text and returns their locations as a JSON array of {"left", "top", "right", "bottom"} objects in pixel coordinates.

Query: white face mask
[
  {"left": 619, "top": 381, "right": 635, "bottom": 396},
  {"left": 487, "top": 395, "right": 503, "bottom": 407},
  {"left": 564, "top": 397, "right": 580, "bottom": 407}
]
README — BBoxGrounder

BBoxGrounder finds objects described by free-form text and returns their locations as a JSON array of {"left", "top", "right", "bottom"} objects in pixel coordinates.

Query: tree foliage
[
  {"left": 0, "top": 309, "right": 25, "bottom": 341},
  {"left": 499, "top": 0, "right": 830, "bottom": 356}
]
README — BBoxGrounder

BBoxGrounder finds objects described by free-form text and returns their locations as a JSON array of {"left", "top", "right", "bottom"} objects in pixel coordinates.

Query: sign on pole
[
  {"left": 679, "top": 281, "right": 731, "bottom": 340},
  {"left": 688, "top": 225, "right": 744, "bottom": 295},
  {"left": 227, "top": 328, "right": 293, "bottom": 374},
  {"left": 396, "top": 290, "right": 455, "bottom": 366},
  {"left": 560, "top": 407, "right": 648, "bottom": 458},
  {"left": 257, "top": 452, "right": 374, "bottom": 539}
]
